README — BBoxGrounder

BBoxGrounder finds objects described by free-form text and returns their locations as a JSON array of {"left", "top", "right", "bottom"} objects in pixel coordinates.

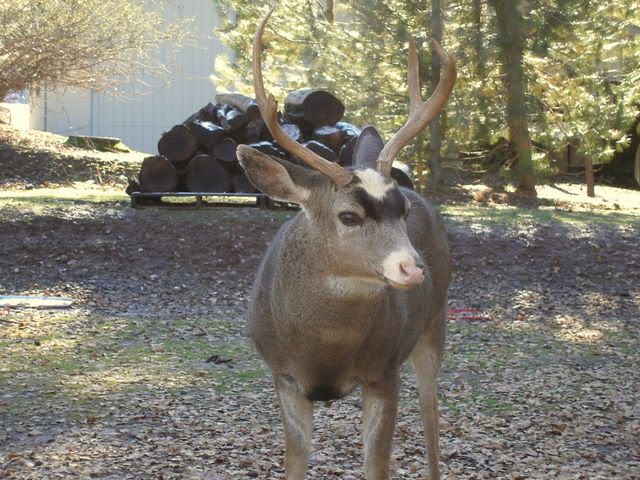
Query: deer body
[
  {"left": 237, "top": 9, "right": 456, "bottom": 479},
  {"left": 248, "top": 185, "right": 449, "bottom": 403}
]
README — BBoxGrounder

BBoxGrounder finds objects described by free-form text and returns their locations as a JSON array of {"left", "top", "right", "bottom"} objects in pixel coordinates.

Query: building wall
[
  {"left": 0, "top": 103, "right": 31, "bottom": 130},
  {"left": 30, "top": 0, "right": 227, "bottom": 154}
]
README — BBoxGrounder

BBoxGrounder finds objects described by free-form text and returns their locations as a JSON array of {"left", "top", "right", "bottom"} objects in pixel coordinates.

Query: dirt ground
[{"left": 1, "top": 126, "right": 639, "bottom": 479}]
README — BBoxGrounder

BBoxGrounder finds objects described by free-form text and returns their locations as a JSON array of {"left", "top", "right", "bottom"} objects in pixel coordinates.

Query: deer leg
[
  {"left": 361, "top": 376, "right": 399, "bottom": 480},
  {"left": 410, "top": 328, "right": 444, "bottom": 480},
  {"left": 274, "top": 376, "right": 314, "bottom": 480}
]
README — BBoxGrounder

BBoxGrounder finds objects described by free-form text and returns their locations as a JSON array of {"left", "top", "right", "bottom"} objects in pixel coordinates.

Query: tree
[
  {"left": 213, "top": 0, "right": 453, "bottom": 189},
  {"left": 490, "top": 0, "right": 537, "bottom": 195},
  {"left": 429, "top": 0, "right": 444, "bottom": 187},
  {"left": 528, "top": 0, "right": 640, "bottom": 167},
  {"left": 214, "top": 0, "right": 640, "bottom": 191},
  {"left": 0, "top": 0, "right": 188, "bottom": 101}
]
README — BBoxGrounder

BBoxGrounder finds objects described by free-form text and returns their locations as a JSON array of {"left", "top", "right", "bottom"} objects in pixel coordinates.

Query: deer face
[
  {"left": 237, "top": 131, "right": 425, "bottom": 290},
  {"left": 323, "top": 168, "right": 424, "bottom": 289}
]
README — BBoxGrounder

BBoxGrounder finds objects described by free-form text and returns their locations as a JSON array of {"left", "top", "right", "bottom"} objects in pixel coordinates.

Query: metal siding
[{"left": 33, "top": 1, "right": 225, "bottom": 154}]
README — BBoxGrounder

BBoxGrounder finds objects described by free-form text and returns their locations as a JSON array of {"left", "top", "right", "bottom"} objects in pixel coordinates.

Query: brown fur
[{"left": 240, "top": 151, "right": 450, "bottom": 479}]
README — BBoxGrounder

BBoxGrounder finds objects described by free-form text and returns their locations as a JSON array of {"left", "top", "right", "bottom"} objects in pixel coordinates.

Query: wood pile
[{"left": 130, "top": 90, "right": 413, "bottom": 194}]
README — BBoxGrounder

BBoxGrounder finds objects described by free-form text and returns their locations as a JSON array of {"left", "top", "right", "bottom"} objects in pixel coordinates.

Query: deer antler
[
  {"left": 376, "top": 36, "right": 457, "bottom": 176},
  {"left": 253, "top": 8, "right": 354, "bottom": 187}
]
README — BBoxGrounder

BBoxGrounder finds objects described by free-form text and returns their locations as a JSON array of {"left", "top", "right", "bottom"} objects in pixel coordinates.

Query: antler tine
[
  {"left": 377, "top": 36, "right": 457, "bottom": 176},
  {"left": 252, "top": 8, "right": 354, "bottom": 187}
]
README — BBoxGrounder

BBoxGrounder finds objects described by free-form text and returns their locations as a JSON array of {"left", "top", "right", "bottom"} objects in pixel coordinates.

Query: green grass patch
[
  {"left": 0, "top": 313, "right": 267, "bottom": 424},
  {"left": 0, "top": 186, "right": 128, "bottom": 205}
]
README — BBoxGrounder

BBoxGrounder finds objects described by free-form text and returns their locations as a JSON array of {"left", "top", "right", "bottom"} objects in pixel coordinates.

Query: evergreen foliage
[{"left": 214, "top": 0, "right": 640, "bottom": 187}]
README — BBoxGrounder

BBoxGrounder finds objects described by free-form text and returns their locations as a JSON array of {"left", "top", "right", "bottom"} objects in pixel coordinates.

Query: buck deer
[{"left": 236, "top": 9, "right": 456, "bottom": 480}]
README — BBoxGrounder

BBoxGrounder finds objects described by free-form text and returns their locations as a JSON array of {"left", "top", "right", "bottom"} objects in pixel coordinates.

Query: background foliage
[
  {"left": 213, "top": 0, "right": 640, "bottom": 180},
  {"left": 0, "top": 0, "right": 188, "bottom": 100}
]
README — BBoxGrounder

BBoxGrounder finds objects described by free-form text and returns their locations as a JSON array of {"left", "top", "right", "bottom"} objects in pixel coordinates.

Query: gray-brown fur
[
  {"left": 238, "top": 145, "right": 450, "bottom": 480},
  {"left": 241, "top": 10, "right": 455, "bottom": 478},
  {"left": 248, "top": 184, "right": 450, "bottom": 398}
]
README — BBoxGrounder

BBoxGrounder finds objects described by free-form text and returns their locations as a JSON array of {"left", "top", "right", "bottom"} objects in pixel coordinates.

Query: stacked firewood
[{"left": 132, "top": 90, "right": 412, "bottom": 194}]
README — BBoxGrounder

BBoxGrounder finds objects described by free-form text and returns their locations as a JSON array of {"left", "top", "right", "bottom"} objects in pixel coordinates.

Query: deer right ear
[
  {"left": 237, "top": 145, "right": 313, "bottom": 205},
  {"left": 352, "top": 126, "right": 385, "bottom": 170}
]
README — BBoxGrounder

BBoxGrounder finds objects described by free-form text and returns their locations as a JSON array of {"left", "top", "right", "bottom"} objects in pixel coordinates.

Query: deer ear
[
  {"left": 237, "top": 145, "right": 314, "bottom": 205},
  {"left": 353, "top": 126, "right": 384, "bottom": 170}
]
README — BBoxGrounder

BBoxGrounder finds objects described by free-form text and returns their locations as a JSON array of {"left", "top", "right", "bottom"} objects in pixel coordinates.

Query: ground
[{"left": 0, "top": 126, "right": 639, "bottom": 479}]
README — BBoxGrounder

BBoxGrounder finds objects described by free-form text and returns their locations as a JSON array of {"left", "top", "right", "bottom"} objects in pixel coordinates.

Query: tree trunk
[
  {"left": 428, "top": 0, "right": 443, "bottom": 187},
  {"left": 491, "top": 0, "right": 537, "bottom": 196},
  {"left": 584, "top": 156, "right": 595, "bottom": 197},
  {"left": 472, "top": 0, "right": 490, "bottom": 144},
  {"left": 323, "top": 0, "right": 334, "bottom": 23}
]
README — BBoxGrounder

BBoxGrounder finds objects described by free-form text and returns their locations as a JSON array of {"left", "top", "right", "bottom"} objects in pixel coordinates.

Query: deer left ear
[
  {"left": 237, "top": 145, "right": 315, "bottom": 205},
  {"left": 352, "top": 126, "right": 384, "bottom": 170}
]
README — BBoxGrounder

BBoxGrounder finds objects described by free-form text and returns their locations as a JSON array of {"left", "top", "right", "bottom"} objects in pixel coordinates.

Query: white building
[{"left": 29, "top": 1, "right": 227, "bottom": 154}]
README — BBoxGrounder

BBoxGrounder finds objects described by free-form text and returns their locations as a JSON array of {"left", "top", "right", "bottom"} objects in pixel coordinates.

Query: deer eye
[{"left": 338, "top": 211, "right": 363, "bottom": 227}]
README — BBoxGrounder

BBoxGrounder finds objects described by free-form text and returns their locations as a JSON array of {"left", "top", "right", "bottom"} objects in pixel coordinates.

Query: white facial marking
[
  {"left": 355, "top": 169, "right": 393, "bottom": 200},
  {"left": 382, "top": 249, "right": 418, "bottom": 284},
  {"left": 326, "top": 275, "right": 385, "bottom": 297}
]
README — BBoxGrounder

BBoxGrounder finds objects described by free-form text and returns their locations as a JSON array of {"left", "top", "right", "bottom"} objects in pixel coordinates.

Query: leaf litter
[{"left": 0, "top": 201, "right": 639, "bottom": 479}]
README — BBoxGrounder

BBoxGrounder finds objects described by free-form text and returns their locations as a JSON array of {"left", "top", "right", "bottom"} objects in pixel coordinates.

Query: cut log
[
  {"left": 282, "top": 112, "right": 314, "bottom": 139},
  {"left": 215, "top": 93, "right": 261, "bottom": 120},
  {"left": 185, "top": 154, "right": 231, "bottom": 192},
  {"left": 231, "top": 172, "right": 258, "bottom": 193},
  {"left": 139, "top": 156, "right": 178, "bottom": 192},
  {"left": 339, "top": 135, "right": 358, "bottom": 166},
  {"left": 280, "top": 123, "right": 302, "bottom": 143},
  {"left": 247, "top": 141, "right": 287, "bottom": 159},
  {"left": 284, "top": 89, "right": 345, "bottom": 127},
  {"left": 245, "top": 119, "right": 266, "bottom": 143},
  {"left": 125, "top": 176, "right": 142, "bottom": 195},
  {"left": 158, "top": 125, "right": 199, "bottom": 164},
  {"left": 216, "top": 107, "right": 231, "bottom": 130},
  {"left": 188, "top": 120, "right": 226, "bottom": 147},
  {"left": 391, "top": 162, "right": 414, "bottom": 190},
  {"left": 335, "top": 121, "right": 361, "bottom": 139},
  {"left": 182, "top": 102, "right": 217, "bottom": 124},
  {"left": 226, "top": 108, "right": 251, "bottom": 131},
  {"left": 301, "top": 140, "right": 339, "bottom": 163},
  {"left": 212, "top": 137, "right": 238, "bottom": 164},
  {"left": 313, "top": 125, "right": 346, "bottom": 152}
]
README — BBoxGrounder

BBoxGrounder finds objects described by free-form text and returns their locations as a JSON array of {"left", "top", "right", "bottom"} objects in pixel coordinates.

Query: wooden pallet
[{"left": 129, "top": 191, "right": 284, "bottom": 209}]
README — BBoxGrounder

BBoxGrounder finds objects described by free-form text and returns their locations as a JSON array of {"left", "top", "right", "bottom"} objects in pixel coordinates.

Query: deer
[{"left": 236, "top": 8, "right": 456, "bottom": 480}]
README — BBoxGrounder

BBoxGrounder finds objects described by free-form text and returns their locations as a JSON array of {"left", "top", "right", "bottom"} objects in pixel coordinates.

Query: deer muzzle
[{"left": 382, "top": 249, "right": 425, "bottom": 289}]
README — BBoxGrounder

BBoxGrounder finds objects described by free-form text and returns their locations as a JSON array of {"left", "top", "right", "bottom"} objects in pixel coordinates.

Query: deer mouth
[{"left": 383, "top": 277, "right": 417, "bottom": 290}]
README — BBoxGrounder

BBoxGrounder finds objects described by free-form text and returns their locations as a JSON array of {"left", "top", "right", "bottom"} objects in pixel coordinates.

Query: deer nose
[{"left": 399, "top": 261, "right": 425, "bottom": 286}]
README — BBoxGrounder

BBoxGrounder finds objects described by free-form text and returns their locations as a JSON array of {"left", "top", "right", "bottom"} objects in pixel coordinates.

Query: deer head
[{"left": 236, "top": 7, "right": 456, "bottom": 290}]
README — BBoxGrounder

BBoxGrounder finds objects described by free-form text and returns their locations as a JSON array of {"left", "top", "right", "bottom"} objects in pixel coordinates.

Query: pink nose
[{"left": 399, "top": 262, "right": 425, "bottom": 286}]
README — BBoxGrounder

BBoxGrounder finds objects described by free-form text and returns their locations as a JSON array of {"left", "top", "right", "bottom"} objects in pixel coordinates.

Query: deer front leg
[
  {"left": 410, "top": 329, "right": 444, "bottom": 480},
  {"left": 274, "top": 376, "right": 314, "bottom": 480},
  {"left": 361, "top": 376, "right": 399, "bottom": 480}
]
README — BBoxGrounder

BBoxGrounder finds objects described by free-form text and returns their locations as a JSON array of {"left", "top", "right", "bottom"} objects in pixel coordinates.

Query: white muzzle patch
[{"left": 382, "top": 249, "right": 424, "bottom": 289}]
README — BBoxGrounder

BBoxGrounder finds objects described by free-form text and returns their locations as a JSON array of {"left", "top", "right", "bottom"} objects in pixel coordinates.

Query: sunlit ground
[{"left": 1, "top": 188, "right": 639, "bottom": 478}]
